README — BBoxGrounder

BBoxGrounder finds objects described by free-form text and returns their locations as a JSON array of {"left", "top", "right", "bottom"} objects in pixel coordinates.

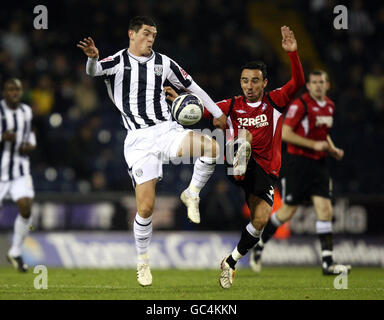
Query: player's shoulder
[
  {"left": 101, "top": 48, "right": 126, "bottom": 62},
  {"left": 325, "top": 95, "right": 335, "bottom": 107},
  {"left": 20, "top": 103, "right": 33, "bottom": 115},
  {"left": 114, "top": 48, "right": 127, "bottom": 57},
  {"left": 289, "top": 94, "right": 306, "bottom": 109},
  {"left": 216, "top": 95, "right": 243, "bottom": 106},
  {"left": 155, "top": 52, "right": 173, "bottom": 64}
]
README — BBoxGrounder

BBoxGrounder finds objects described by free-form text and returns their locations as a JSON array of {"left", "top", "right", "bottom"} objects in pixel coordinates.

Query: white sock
[
  {"left": 316, "top": 220, "right": 332, "bottom": 234},
  {"left": 133, "top": 213, "right": 152, "bottom": 264},
  {"left": 231, "top": 247, "right": 243, "bottom": 261},
  {"left": 246, "top": 222, "right": 262, "bottom": 238},
  {"left": 9, "top": 215, "right": 32, "bottom": 257},
  {"left": 188, "top": 156, "right": 216, "bottom": 197}
]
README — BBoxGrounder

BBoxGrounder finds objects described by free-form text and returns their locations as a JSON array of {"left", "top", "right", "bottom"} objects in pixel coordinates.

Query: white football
[{"left": 171, "top": 93, "right": 204, "bottom": 126}]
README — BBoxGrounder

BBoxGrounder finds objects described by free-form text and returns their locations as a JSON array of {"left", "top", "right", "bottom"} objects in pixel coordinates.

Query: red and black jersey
[
  {"left": 204, "top": 51, "right": 305, "bottom": 177},
  {"left": 284, "top": 92, "right": 335, "bottom": 160}
]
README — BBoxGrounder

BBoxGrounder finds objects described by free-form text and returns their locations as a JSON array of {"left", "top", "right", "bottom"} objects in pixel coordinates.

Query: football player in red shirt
[
  {"left": 166, "top": 26, "right": 305, "bottom": 288},
  {"left": 250, "top": 70, "right": 351, "bottom": 275}
]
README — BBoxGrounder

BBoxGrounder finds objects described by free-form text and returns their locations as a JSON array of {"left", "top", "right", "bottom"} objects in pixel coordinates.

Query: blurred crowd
[{"left": 0, "top": 0, "right": 382, "bottom": 202}]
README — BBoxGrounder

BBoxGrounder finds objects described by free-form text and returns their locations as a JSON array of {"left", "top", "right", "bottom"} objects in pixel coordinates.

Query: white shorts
[
  {"left": 0, "top": 175, "right": 35, "bottom": 203},
  {"left": 124, "top": 121, "right": 192, "bottom": 186}
]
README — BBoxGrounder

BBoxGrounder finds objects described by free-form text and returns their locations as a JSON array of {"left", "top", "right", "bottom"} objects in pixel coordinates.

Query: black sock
[
  {"left": 237, "top": 227, "right": 259, "bottom": 256},
  {"left": 261, "top": 218, "right": 279, "bottom": 245},
  {"left": 318, "top": 232, "right": 334, "bottom": 266},
  {"left": 225, "top": 255, "right": 237, "bottom": 269}
]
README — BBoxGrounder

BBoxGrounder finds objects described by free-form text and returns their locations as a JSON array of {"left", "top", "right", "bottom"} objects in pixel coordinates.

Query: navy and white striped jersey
[
  {"left": 86, "top": 49, "right": 223, "bottom": 131},
  {"left": 0, "top": 100, "right": 36, "bottom": 181}
]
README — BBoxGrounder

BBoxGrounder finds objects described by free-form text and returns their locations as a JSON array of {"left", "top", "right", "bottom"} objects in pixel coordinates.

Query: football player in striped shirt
[
  {"left": 1, "top": 79, "right": 36, "bottom": 272},
  {"left": 78, "top": 16, "right": 227, "bottom": 287}
]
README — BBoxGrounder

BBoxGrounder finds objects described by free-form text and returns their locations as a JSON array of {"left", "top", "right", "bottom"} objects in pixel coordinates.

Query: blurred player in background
[
  {"left": 166, "top": 26, "right": 305, "bottom": 289},
  {"left": 250, "top": 70, "right": 351, "bottom": 275},
  {"left": 1, "top": 79, "right": 36, "bottom": 272},
  {"left": 78, "top": 16, "right": 226, "bottom": 287}
]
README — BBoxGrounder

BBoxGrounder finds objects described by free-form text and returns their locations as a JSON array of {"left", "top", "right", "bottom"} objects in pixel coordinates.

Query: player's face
[
  {"left": 306, "top": 74, "right": 329, "bottom": 100},
  {"left": 240, "top": 69, "right": 267, "bottom": 102},
  {"left": 3, "top": 81, "right": 23, "bottom": 106},
  {"left": 129, "top": 24, "right": 157, "bottom": 57}
]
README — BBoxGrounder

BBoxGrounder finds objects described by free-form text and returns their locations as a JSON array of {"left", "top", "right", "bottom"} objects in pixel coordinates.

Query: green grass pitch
[{"left": 0, "top": 266, "right": 383, "bottom": 300}]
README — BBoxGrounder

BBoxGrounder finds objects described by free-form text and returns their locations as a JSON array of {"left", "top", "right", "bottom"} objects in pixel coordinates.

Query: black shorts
[
  {"left": 280, "top": 153, "right": 332, "bottom": 205},
  {"left": 227, "top": 158, "right": 277, "bottom": 207}
]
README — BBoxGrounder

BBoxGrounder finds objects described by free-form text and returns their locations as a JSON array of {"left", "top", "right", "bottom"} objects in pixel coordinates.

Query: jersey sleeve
[
  {"left": 284, "top": 98, "right": 306, "bottom": 129},
  {"left": 203, "top": 99, "right": 231, "bottom": 120},
  {"left": 86, "top": 52, "right": 121, "bottom": 77},
  {"left": 268, "top": 51, "right": 305, "bottom": 109}
]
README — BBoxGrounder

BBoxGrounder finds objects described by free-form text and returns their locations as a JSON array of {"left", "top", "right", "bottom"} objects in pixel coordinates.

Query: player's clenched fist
[{"left": 77, "top": 36, "right": 99, "bottom": 58}]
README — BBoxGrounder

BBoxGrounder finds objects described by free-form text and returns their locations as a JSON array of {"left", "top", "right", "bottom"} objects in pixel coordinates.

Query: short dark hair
[
  {"left": 3, "top": 78, "right": 22, "bottom": 89},
  {"left": 308, "top": 69, "right": 329, "bottom": 82},
  {"left": 241, "top": 61, "right": 267, "bottom": 79},
  {"left": 129, "top": 16, "right": 156, "bottom": 32}
]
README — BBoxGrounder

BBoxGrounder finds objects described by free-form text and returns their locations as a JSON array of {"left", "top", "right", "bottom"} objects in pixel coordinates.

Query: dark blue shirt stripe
[
  {"left": 154, "top": 53, "right": 166, "bottom": 121},
  {"left": 122, "top": 50, "right": 140, "bottom": 129},
  {"left": 138, "top": 63, "right": 155, "bottom": 126}
]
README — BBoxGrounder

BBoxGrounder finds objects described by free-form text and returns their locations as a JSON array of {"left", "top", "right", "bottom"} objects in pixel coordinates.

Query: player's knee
[
  {"left": 315, "top": 200, "right": 332, "bottom": 221},
  {"left": 138, "top": 202, "right": 155, "bottom": 218},
  {"left": 17, "top": 200, "right": 32, "bottom": 218},
  {"left": 319, "top": 206, "right": 333, "bottom": 221},
  {"left": 251, "top": 211, "right": 270, "bottom": 230},
  {"left": 252, "top": 216, "right": 269, "bottom": 230}
]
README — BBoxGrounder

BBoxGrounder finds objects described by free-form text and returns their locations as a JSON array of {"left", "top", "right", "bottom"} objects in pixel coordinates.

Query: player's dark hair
[
  {"left": 241, "top": 61, "right": 267, "bottom": 79},
  {"left": 308, "top": 69, "right": 329, "bottom": 82},
  {"left": 129, "top": 16, "right": 156, "bottom": 32},
  {"left": 3, "top": 78, "right": 21, "bottom": 89}
]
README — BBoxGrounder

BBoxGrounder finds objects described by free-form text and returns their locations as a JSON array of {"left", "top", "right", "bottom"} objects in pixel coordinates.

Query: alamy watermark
[
  {"left": 33, "top": 265, "right": 48, "bottom": 289},
  {"left": 333, "top": 5, "right": 348, "bottom": 30},
  {"left": 33, "top": 5, "right": 48, "bottom": 30},
  {"left": 333, "top": 270, "right": 348, "bottom": 289}
]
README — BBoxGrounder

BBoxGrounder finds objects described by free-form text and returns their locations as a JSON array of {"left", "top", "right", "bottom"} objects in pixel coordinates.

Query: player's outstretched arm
[
  {"left": 268, "top": 27, "right": 305, "bottom": 107},
  {"left": 77, "top": 37, "right": 99, "bottom": 58}
]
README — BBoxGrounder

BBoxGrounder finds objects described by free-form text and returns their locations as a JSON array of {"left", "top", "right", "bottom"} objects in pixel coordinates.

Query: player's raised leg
[
  {"left": 250, "top": 203, "right": 297, "bottom": 272},
  {"left": 178, "top": 131, "right": 219, "bottom": 224},
  {"left": 220, "top": 195, "right": 271, "bottom": 288},
  {"left": 134, "top": 179, "right": 157, "bottom": 286},
  {"left": 312, "top": 195, "right": 351, "bottom": 275},
  {"left": 7, "top": 197, "right": 33, "bottom": 272}
]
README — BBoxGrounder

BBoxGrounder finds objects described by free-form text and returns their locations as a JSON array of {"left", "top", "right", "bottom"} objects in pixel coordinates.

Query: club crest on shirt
[
  {"left": 154, "top": 65, "right": 163, "bottom": 77},
  {"left": 135, "top": 169, "right": 143, "bottom": 177},
  {"left": 262, "top": 103, "right": 268, "bottom": 111}
]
